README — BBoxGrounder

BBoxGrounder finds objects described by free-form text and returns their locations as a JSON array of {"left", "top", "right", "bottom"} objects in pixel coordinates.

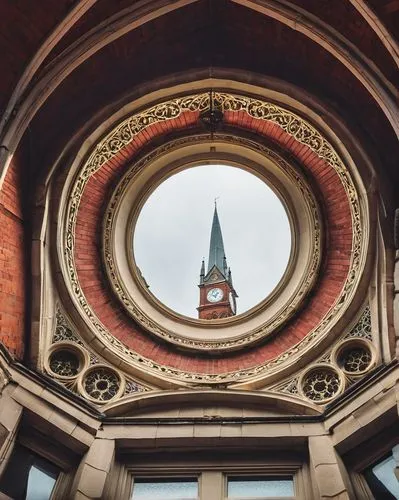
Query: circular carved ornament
[
  {"left": 59, "top": 90, "right": 367, "bottom": 385},
  {"left": 103, "top": 134, "right": 322, "bottom": 352},
  {"left": 333, "top": 339, "right": 376, "bottom": 376},
  {"left": 299, "top": 364, "right": 345, "bottom": 404},
  {"left": 78, "top": 365, "right": 125, "bottom": 404},
  {"left": 45, "top": 342, "right": 89, "bottom": 381}
]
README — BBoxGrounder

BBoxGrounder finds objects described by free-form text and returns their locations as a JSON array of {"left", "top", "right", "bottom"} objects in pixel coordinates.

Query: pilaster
[
  {"left": 0, "top": 388, "right": 23, "bottom": 476},
  {"left": 71, "top": 438, "right": 115, "bottom": 499},
  {"left": 309, "top": 435, "right": 351, "bottom": 499}
]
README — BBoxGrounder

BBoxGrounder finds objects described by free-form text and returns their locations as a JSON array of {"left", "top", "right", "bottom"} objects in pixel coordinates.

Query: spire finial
[
  {"left": 200, "top": 258, "right": 205, "bottom": 284},
  {"left": 214, "top": 196, "right": 219, "bottom": 208}
]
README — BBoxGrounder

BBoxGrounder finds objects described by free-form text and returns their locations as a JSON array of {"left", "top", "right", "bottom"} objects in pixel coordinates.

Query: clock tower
[{"left": 198, "top": 203, "right": 238, "bottom": 319}]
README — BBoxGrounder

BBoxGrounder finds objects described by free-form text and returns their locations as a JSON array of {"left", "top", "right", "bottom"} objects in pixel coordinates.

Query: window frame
[
  {"left": 116, "top": 453, "right": 312, "bottom": 500},
  {"left": 224, "top": 473, "right": 296, "bottom": 500},
  {"left": 343, "top": 424, "right": 399, "bottom": 500},
  {"left": 0, "top": 443, "right": 62, "bottom": 500},
  {"left": 130, "top": 475, "right": 200, "bottom": 500},
  {"left": 0, "top": 424, "right": 77, "bottom": 500}
]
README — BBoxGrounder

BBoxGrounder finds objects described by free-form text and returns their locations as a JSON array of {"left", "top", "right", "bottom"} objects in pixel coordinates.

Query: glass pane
[
  {"left": 26, "top": 465, "right": 57, "bottom": 500},
  {"left": 228, "top": 477, "right": 294, "bottom": 498},
  {"left": 372, "top": 456, "right": 399, "bottom": 499},
  {"left": 0, "top": 444, "right": 59, "bottom": 500},
  {"left": 132, "top": 478, "right": 198, "bottom": 500}
]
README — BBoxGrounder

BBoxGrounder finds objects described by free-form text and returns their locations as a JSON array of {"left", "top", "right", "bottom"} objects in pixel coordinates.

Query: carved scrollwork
[
  {"left": 270, "top": 305, "right": 376, "bottom": 401},
  {"left": 344, "top": 306, "right": 372, "bottom": 340},
  {"left": 78, "top": 365, "right": 125, "bottom": 404},
  {"left": 53, "top": 307, "right": 83, "bottom": 345},
  {"left": 103, "top": 134, "right": 321, "bottom": 352},
  {"left": 49, "top": 306, "right": 149, "bottom": 397},
  {"left": 61, "top": 92, "right": 365, "bottom": 384},
  {"left": 300, "top": 365, "right": 345, "bottom": 404},
  {"left": 272, "top": 377, "right": 299, "bottom": 396}
]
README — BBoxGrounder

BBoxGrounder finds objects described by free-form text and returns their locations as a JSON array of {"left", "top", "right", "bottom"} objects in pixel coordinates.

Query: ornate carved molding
[
  {"left": 103, "top": 133, "right": 321, "bottom": 351},
  {"left": 61, "top": 92, "right": 365, "bottom": 385},
  {"left": 49, "top": 306, "right": 149, "bottom": 402},
  {"left": 270, "top": 305, "right": 377, "bottom": 404},
  {"left": 343, "top": 306, "right": 372, "bottom": 341}
]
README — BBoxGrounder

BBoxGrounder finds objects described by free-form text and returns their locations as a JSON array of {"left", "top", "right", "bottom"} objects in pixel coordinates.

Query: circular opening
[
  {"left": 133, "top": 164, "right": 292, "bottom": 319},
  {"left": 96, "top": 380, "right": 109, "bottom": 391},
  {"left": 335, "top": 340, "right": 374, "bottom": 375},
  {"left": 49, "top": 348, "right": 81, "bottom": 378},
  {"left": 301, "top": 366, "right": 343, "bottom": 403},
  {"left": 83, "top": 367, "right": 121, "bottom": 402}
]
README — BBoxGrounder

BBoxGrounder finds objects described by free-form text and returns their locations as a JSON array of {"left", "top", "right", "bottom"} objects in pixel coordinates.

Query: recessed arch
[
  {"left": 102, "top": 389, "right": 323, "bottom": 417},
  {"left": 1, "top": 0, "right": 397, "bottom": 190},
  {"left": 45, "top": 82, "right": 372, "bottom": 389}
]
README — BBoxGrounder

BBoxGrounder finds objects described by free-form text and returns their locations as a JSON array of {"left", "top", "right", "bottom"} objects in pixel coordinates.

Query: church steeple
[
  {"left": 207, "top": 203, "right": 226, "bottom": 276},
  {"left": 197, "top": 203, "right": 238, "bottom": 320}
]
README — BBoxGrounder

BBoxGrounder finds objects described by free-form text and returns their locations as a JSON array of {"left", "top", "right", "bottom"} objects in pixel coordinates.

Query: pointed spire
[
  {"left": 207, "top": 201, "right": 226, "bottom": 275},
  {"left": 228, "top": 267, "right": 233, "bottom": 287},
  {"left": 200, "top": 259, "right": 205, "bottom": 284}
]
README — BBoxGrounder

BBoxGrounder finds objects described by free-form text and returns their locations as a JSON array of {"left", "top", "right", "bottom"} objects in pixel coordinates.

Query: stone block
[
  {"left": 156, "top": 424, "right": 193, "bottom": 440},
  {"left": 313, "top": 464, "right": 348, "bottom": 498},
  {"left": 309, "top": 435, "right": 337, "bottom": 465},
  {"left": 47, "top": 409, "right": 77, "bottom": 436},
  {"left": 71, "top": 425, "right": 95, "bottom": 448},
  {"left": 0, "top": 394, "right": 22, "bottom": 432},
  {"left": 220, "top": 423, "right": 242, "bottom": 438},
  {"left": 76, "top": 463, "right": 108, "bottom": 498},
  {"left": 86, "top": 438, "right": 115, "bottom": 473}
]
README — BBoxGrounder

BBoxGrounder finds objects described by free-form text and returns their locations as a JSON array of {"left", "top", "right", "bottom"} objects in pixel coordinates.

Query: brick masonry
[
  {"left": 0, "top": 157, "right": 25, "bottom": 359},
  {"left": 73, "top": 110, "right": 352, "bottom": 374}
]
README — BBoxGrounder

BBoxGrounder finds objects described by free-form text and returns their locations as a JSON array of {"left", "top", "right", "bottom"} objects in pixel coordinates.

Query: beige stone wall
[{"left": 0, "top": 354, "right": 397, "bottom": 499}]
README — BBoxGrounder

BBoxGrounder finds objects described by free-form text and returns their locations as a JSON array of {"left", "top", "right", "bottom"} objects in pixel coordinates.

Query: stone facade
[{"left": 0, "top": 1, "right": 398, "bottom": 499}]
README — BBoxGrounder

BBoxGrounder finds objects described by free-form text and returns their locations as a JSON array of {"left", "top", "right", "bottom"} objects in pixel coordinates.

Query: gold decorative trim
[
  {"left": 103, "top": 134, "right": 321, "bottom": 351},
  {"left": 62, "top": 92, "right": 365, "bottom": 384}
]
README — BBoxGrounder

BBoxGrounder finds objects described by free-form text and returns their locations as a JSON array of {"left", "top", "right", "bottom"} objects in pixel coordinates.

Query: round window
[
  {"left": 133, "top": 165, "right": 292, "bottom": 319},
  {"left": 103, "top": 136, "right": 321, "bottom": 351}
]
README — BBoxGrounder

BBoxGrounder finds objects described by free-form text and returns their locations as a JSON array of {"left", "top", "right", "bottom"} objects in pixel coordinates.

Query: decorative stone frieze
[
  {"left": 46, "top": 306, "right": 149, "bottom": 404},
  {"left": 270, "top": 305, "right": 377, "bottom": 405},
  {"left": 56, "top": 90, "right": 368, "bottom": 387}
]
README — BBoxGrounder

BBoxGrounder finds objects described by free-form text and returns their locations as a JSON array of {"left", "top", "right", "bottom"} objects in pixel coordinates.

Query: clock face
[{"left": 207, "top": 288, "right": 224, "bottom": 303}]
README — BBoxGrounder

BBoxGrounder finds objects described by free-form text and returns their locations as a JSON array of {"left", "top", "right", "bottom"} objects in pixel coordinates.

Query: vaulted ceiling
[{"left": 0, "top": 0, "right": 398, "bottom": 208}]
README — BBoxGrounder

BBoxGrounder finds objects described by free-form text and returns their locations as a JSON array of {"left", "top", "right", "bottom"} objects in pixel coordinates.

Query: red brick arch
[{"left": 74, "top": 109, "right": 352, "bottom": 374}]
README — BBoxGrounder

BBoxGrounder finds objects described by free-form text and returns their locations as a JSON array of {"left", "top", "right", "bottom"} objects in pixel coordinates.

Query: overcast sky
[{"left": 133, "top": 165, "right": 292, "bottom": 318}]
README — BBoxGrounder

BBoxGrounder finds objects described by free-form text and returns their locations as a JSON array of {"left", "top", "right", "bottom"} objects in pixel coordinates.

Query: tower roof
[{"left": 207, "top": 203, "right": 226, "bottom": 275}]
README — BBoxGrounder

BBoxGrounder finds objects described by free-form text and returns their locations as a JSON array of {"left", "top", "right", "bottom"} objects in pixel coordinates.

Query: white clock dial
[{"left": 207, "top": 288, "right": 224, "bottom": 303}]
